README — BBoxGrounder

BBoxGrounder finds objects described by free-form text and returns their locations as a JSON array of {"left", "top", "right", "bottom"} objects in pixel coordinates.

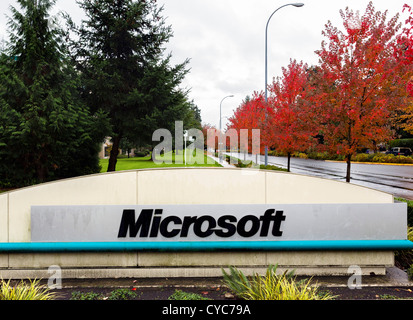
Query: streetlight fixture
[
  {"left": 264, "top": 3, "right": 304, "bottom": 166},
  {"left": 220, "top": 95, "right": 234, "bottom": 132}
]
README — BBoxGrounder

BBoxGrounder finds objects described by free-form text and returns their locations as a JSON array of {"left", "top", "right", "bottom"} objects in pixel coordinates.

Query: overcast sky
[{"left": 0, "top": 0, "right": 409, "bottom": 129}]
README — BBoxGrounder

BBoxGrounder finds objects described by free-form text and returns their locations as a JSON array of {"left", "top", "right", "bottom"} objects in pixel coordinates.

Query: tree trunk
[
  {"left": 345, "top": 154, "right": 352, "bottom": 183},
  {"left": 34, "top": 152, "right": 48, "bottom": 183},
  {"left": 287, "top": 152, "right": 291, "bottom": 172},
  {"left": 36, "top": 161, "right": 47, "bottom": 183},
  {"left": 107, "top": 135, "right": 121, "bottom": 172}
]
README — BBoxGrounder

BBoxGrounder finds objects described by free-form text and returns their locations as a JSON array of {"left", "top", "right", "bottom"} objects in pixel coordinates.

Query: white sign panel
[{"left": 30, "top": 203, "right": 407, "bottom": 243}]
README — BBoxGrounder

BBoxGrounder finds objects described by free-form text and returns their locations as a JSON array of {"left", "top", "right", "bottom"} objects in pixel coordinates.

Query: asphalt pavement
[{"left": 226, "top": 152, "right": 413, "bottom": 200}]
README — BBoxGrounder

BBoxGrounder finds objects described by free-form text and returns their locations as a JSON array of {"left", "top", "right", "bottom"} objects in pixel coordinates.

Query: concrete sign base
[{"left": 0, "top": 168, "right": 411, "bottom": 278}]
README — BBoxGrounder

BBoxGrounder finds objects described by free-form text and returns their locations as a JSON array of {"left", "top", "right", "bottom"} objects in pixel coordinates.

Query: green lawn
[{"left": 99, "top": 151, "right": 221, "bottom": 172}]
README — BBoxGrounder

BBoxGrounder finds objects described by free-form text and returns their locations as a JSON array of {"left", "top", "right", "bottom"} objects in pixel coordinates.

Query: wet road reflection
[{"left": 227, "top": 153, "right": 413, "bottom": 200}]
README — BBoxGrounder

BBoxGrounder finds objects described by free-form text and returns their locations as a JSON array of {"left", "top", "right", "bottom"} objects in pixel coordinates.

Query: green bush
[
  {"left": 108, "top": 288, "right": 139, "bottom": 300},
  {"left": 268, "top": 150, "right": 286, "bottom": 157},
  {"left": 71, "top": 291, "right": 104, "bottom": 300},
  {"left": 370, "top": 153, "right": 413, "bottom": 164},
  {"left": 372, "top": 154, "right": 392, "bottom": 163},
  {"left": 71, "top": 288, "right": 140, "bottom": 300},
  {"left": 134, "top": 151, "right": 149, "bottom": 158},
  {"left": 389, "top": 139, "right": 413, "bottom": 150},
  {"left": 168, "top": 289, "right": 211, "bottom": 300},
  {"left": 307, "top": 152, "right": 333, "bottom": 161},
  {"left": 222, "top": 265, "right": 335, "bottom": 300},
  {"left": 304, "top": 151, "right": 413, "bottom": 164},
  {"left": 352, "top": 153, "right": 373, "bottom": 162},
  {"left": 259, "top": 165, "right": 289, "bottom": 172},
  {"left": 407, "top": 265, "right": 413, "bottom": 281}
]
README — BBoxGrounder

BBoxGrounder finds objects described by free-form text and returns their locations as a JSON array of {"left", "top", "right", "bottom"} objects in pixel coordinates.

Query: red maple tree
[
  {"left": 394, "top": 4, "right": 413, "bottom": 133},
  {"left": 202, "top": 123, "right": 218, "bottom": 153},
  {"left": 227, "top": 92, "right": 269, "bottom": 155},
  {"left": 267, "top": 59, "right": 316, "bottom": 172},
  {"left": 314, "top": 1, "right": 409, "bottom": 182}
]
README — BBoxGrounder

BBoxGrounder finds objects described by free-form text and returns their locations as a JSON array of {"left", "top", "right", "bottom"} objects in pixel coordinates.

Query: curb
[
  {"left": 325, "top": 160, "right": 413, "bottom": 166},
  {"left": 45, "top": 267, "right": 413, "bottom": 290}
]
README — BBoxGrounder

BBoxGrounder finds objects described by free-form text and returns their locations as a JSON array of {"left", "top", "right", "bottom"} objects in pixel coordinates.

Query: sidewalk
[{"left": 208, "top": 154, "right": 236, "bottom": 168}]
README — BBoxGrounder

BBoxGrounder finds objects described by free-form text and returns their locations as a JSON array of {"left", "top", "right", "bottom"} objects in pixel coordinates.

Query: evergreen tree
[
  {"left": 71, "top": 0, "right": 192, "bottom": 171},
  {"left": 0, "top": 0, "right": 107, "bottom": 187}
]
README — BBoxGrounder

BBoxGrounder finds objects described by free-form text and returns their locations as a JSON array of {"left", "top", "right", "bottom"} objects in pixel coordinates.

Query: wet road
[{"left": 227, "top": 152, "right": 413, "bottom": 200}]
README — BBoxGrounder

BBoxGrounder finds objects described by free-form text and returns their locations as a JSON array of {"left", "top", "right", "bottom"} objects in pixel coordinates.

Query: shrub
[
  {"left": 222, "top": 265, "right": 335, "bottom": 300},
  {"left": 397, "top": 155, "right": 413, "bottom": 164},
  {"left": 352, "top": 153, "right": 373, "bottom": 162},
  {"left": 389, "top": 138, "right": 413, "bottom": 150},
  {"left": 0, "top": 279, "right": 55, "bottom": 300},
  {"left": 168, "top": 289, "right": 211, "bottom": 300},
  {"left": 108, "top": 288, "right": 139, "bottom": 300},
  {"left": 259, "top": 165, "right": 289, "bottom": 172},
  {"left": 71, "top": 291, "right": 104, "bottom": 300},
  {"left": 304, "top": 151, "right": 413, "bottom": 164},
  {"left": 408, "top": 264, "right": 413, "bottom": 281},
  {"left": 134, "top": 151, "right": 149, "bottom": 158},
  {"left": 307, "top": 152, "right": 331, "bottom": 160},
  {"left": 268, "top": 150, "right": 286, "bottom": 157}
]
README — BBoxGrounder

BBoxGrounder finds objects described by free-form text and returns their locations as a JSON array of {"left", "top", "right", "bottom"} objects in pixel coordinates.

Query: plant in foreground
[
  {"left": 71, "top": 291, "right": 104, "bottom": 300},
  {"left": 108, "top": 288, "right": 139, "bottom": 300},
  {"left": 0, "top": 279, "right": 55, "bottom": 300},
  {"left": 168, "top": 289, "right": 211, "bottom": 300},
  {"left": 71, "top": 288, "right": 139, "bottom": 300},
  {"left": 408, "top": 264, "right": 413, "bottom": 281},
  {"left": 222, "top": 265, "right": 335, "bottom": 300}
]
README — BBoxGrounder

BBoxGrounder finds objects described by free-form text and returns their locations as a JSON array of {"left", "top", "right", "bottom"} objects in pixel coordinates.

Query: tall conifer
[
  {"left": 0, "top": 0, "right": 107, "bottom": 186},
  {"left": 71, "top": 0, "right": 191, "bottom": 171}
]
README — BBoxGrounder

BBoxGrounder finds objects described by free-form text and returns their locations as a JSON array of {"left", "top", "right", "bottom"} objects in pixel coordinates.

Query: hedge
[{"left": 389, "top": 139, "right": 413, "bottom": 150}]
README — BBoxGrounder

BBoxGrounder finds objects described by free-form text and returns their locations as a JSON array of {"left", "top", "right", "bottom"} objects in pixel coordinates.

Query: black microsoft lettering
[
  {"left": 117, "top": 209, "right": 154, "bottom": 238},
  {"left": 118, "top": 208, "right": 286, "bottom": 239}
]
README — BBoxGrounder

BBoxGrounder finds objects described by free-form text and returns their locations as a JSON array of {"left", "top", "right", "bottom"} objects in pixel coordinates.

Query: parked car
[{"left": 386, "top": 147, "right": 413, "bottom": 156}]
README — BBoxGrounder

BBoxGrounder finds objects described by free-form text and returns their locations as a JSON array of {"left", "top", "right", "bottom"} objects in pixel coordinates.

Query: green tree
[
  {"left": 71, "top": 0, "right": 192, "bottom": 172},
  {"left": 0, "top": 0, "right": 107, "bottom": 187}
]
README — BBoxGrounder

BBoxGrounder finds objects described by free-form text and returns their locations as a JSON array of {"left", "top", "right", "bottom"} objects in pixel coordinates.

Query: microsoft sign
[{"left": 31, "top": 203, "right": 407, "bottom": 243}]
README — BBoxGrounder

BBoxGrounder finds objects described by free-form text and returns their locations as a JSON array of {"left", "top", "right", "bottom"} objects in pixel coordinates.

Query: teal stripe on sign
[{"left": 0, "top": 240, "right": 412, "bottom": 252}]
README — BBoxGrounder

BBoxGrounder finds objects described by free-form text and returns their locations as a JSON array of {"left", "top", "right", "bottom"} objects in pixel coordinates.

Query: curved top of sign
[{"left": 0, "top": 168, "right": 395, "bottom": 243}]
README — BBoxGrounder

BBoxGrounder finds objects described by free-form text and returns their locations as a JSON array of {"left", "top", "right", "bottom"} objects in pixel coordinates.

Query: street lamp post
[
  {"left": 264, "top": 3, "right": 304, "bottom": 166},
  {"left": 219, "top": 95, "right": 234, "bottom": 162}
]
